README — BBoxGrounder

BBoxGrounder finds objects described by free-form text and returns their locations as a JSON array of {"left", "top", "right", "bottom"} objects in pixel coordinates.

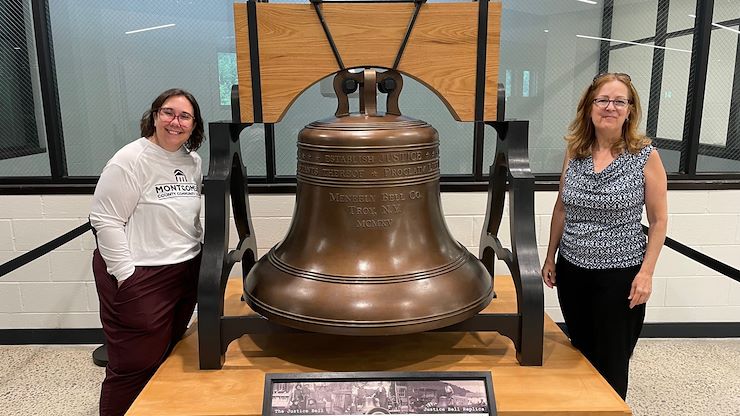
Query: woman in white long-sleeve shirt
[{"left": 89, "top": 88, "right": 204, "bottom": 416}]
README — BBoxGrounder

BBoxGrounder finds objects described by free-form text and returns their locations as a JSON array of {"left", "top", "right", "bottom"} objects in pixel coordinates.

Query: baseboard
[
  {"left": 556, "top": 322, "right": 740, "bottom": 338},
  {"left": 640, "top": 322, "right": 740, "bottom": 338},
  {"left": 2, "top": 322, "right": 739, "bottom": 345},
  {"left": 0, "top": 328, "right": 104, "bottom": 345}
]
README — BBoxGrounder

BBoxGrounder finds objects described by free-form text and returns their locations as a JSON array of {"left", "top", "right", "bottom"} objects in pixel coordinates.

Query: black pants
[{"left": 556, "top": 255, "right": 645, "bottom": 400}]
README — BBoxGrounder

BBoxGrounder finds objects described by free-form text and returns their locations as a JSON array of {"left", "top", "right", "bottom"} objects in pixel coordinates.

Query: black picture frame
[{"left": 262, "top": 371, "right": 496, "bottom": 416}]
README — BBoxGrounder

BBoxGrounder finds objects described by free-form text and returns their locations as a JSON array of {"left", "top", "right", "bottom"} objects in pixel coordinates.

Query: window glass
[
  {"left": 4, "top": 0, "right": 736, "bottom": 182},
  {"left": 657, "top": 36, "right": 692, "bottom": 142},
  {"left": 400, "top": 77, "right": 473, "bottom": 175},
  {"left": 500, "top": 0, "right": 601, "bottom": 174},
  {"left": 0, "top": 0, "right": 49, "bottom": 176},
  {"left": 218, "top": 52, "right": 237, "bottom": 106},
  {"left": 698, "top": 154, "right": 740, "bottom": 172},
  {"left": 240, "top": 125, "right": 267, "bottom": 177},
  {"left": 608, "top": 45, "right": 654, "bottom": 135},
  {"left": 658, "top": 148, "right": 681, "bottom": 169},
  {"left": 504, "top": 69, "right": 512, "bottom": 100},
  {"left": 611, "top": 0, "right": 658, "bottom": 41},
  {"left": 483, "top": 125, "right": 498, "bottom": 174},
  {"left": 275, "top": 82, "right": 336, "bottom": 177},
  {"left": 48, "top": 0, "right": 240, "bottom": 176},
  {"left": 713, "top": 0, "right": 740, "bottom": 22},
  {"left": 655, "top": 35, "right": 693, "bottom": 174},
  {"left": 667, "top": 0, "right": 697, "bottom": 33},
  {"left": 697, "top": 2, "right": 740, "bottom": 172},
  {"left": 698, "top": 28, "right": 735, "bottom": 146}
]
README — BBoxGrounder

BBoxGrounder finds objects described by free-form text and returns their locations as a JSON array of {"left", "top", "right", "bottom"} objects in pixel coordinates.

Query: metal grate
[
  {"left": 0, "top": 0, "right": 48, "bottom": 175},
  {"left": 696, "top": 0, "right": 740, "bottom": 172}
]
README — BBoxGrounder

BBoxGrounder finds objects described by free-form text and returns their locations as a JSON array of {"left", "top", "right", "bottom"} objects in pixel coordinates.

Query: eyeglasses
[
  {"left": 593, "top": 97, "right": 631, "bottom": 109},
  {"left": 158, "top": 107, "right": 194, "bottom": 125},
  {"left": 593, "top": 72, "right": 631, "bottom": 84}
]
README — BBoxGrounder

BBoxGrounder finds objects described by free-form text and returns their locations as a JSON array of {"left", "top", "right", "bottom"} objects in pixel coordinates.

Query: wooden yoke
[{"left": 233, "top": 1, "right": 501, "bottom": 123}]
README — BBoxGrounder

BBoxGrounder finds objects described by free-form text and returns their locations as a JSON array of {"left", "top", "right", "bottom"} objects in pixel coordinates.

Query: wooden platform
[{"left": 128, "top": 276, "right": 631, "bottom": 415}]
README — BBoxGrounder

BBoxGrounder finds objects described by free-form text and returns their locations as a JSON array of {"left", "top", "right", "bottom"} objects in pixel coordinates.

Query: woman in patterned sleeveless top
[{"left": 541, "top": 73, "right": 668, "bottom": 400}]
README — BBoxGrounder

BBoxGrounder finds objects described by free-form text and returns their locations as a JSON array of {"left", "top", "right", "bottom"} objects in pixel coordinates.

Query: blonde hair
[{"left": 566, "top": 73, "right": 651, "bottom": 159}]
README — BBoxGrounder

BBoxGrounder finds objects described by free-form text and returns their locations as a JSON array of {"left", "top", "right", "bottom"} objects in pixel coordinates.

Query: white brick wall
[
  {"left": 0, "top": 195, "right": 97, "bottom": 328},
  {"left": 1, "top": 190, "right": 739, "bottom": 328}
]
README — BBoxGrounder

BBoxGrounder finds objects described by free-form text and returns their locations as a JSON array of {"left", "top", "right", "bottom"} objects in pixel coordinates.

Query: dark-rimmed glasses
[{"left": 158, "top": 107, "right": 194, "bottom": 125}]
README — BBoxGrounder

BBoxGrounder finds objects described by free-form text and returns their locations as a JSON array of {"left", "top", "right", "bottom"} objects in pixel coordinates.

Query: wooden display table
[{"left": 128, "top": 276, "right": 631, "bottom": 415}]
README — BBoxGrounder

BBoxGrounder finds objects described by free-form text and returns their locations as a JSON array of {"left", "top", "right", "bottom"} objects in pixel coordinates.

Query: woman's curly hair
[{"left": 139, "top": 88, "right": 205, "bottom": 152}]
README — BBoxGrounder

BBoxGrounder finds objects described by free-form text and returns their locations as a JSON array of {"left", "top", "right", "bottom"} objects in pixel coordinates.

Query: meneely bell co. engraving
[{"left": 244, "top": 69, "right": 493, "bottom": 335}]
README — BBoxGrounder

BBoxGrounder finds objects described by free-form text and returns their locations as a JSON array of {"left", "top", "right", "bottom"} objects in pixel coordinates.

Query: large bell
[{"left": 244, "top": 69, "right": 493, "bottom": 335}]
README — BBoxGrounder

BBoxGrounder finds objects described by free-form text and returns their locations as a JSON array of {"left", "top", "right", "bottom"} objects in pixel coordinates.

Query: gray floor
[{"left": 1, "top": 339, "right": 739, "bottom": 416}]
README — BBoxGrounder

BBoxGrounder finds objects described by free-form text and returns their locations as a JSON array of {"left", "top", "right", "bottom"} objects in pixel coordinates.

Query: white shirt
[{"left": 90, "top": 138, "right": 203, "bottom": 282}]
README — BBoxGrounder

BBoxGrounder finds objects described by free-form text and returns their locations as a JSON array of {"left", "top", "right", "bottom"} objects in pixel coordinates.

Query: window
[
  {"left": 1, "top": 0, "right": 739, "bottom": 190},
  {"left": 602, "top": 0, "right": 740, "bottom": 175},
  {"left": 47, "top": 0, "right": 240, "bottom": 176},
  {"left": 0, "top": 0, "right": 47, "bottom": 175},
  {"left": 218, "top": 52, "right": 237, "bottom": 106},
  {"left": 696, "top": 5, "right": 740, "bottom": 173}
]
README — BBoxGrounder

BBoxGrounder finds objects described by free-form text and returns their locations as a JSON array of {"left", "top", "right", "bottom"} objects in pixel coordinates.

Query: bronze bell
[{"left": 244, "top": 69, "right": 493, "bottom": 335}]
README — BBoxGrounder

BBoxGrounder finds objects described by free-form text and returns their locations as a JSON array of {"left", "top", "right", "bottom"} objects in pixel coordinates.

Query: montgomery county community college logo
[
  {"left": 154, "top": 169, "right": 199, "bottom": 199},
  {"left": 174, "top": 169, "right": 188, "bottom": 182}
]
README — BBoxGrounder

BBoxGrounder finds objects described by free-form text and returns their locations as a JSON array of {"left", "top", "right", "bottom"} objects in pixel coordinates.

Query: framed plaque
[{"left": 262, "top": 371, "right": 496, "bottom": 416}]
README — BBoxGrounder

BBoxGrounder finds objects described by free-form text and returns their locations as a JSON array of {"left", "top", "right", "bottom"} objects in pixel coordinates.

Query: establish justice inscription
[
  {"left": 321, "top": 150, "right": 430, "bottom": 164},
  {"left": 298, "top": 148, "right": 439, "bottom": 180}
]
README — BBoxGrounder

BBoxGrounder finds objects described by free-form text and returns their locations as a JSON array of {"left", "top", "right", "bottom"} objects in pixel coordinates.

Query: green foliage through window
[{"left": 218, "top": 52, "right": 238, "bottom": 106}]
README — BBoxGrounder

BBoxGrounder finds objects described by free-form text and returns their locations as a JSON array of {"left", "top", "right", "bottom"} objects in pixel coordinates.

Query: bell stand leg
[
  {"left": 198, "top": 121, "right": 259, "bottom": 370},
  {"left": 478, "top": 120, "right": 544, "bottom": 366}
]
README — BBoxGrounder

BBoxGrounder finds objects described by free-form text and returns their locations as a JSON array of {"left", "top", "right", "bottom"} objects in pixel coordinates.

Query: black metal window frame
[
  {"left": 1, "top": 0, "right": 739, "bottom": 195},
  {"left": 598, "top": 0, "right": 740, "bottom": 190}
]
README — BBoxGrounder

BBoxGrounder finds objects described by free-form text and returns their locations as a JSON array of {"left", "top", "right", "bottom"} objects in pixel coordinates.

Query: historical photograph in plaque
[{"left": 263, "top": 372, "right": 495, "bottom": 416}]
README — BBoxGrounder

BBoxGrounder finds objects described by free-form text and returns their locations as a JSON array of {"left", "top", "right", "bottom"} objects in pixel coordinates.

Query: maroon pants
[{"left": 93, "top": 249, "right": 200, "bottom": 416}]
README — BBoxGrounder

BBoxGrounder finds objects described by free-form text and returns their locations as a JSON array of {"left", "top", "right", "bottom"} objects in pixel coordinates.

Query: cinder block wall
[{"left": 1, "top": 191, "right": 739, "bottom": 329}]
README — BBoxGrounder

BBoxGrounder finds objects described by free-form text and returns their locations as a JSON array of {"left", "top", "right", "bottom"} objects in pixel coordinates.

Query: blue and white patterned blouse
[{"left": 559, "top": 144, "right": 653, "bottom": 269}]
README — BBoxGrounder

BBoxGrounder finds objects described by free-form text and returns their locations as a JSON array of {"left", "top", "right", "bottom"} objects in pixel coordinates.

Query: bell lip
[
  {"left": 244, "top": 289, "right": 494, "bottom": 336},
  {"left": 243, "top": 251, "right": 494, "bottom": 336}
]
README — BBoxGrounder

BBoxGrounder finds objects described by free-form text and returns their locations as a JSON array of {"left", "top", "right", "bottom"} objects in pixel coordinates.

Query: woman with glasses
[
  {"left": 89, "top": 88, "right": 205, "bottom": 416},
  {"left": 541, "top": 73, "right": 668, "bottom": 399}
]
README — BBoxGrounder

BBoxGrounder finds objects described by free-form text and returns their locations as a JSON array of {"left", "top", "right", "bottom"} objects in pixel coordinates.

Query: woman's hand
[
  {"left": 542, "top": 258, "right": 557, "bottom": 288},
  {"left": 629, "top": 270, "right": 653, "bottom": 308}
]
